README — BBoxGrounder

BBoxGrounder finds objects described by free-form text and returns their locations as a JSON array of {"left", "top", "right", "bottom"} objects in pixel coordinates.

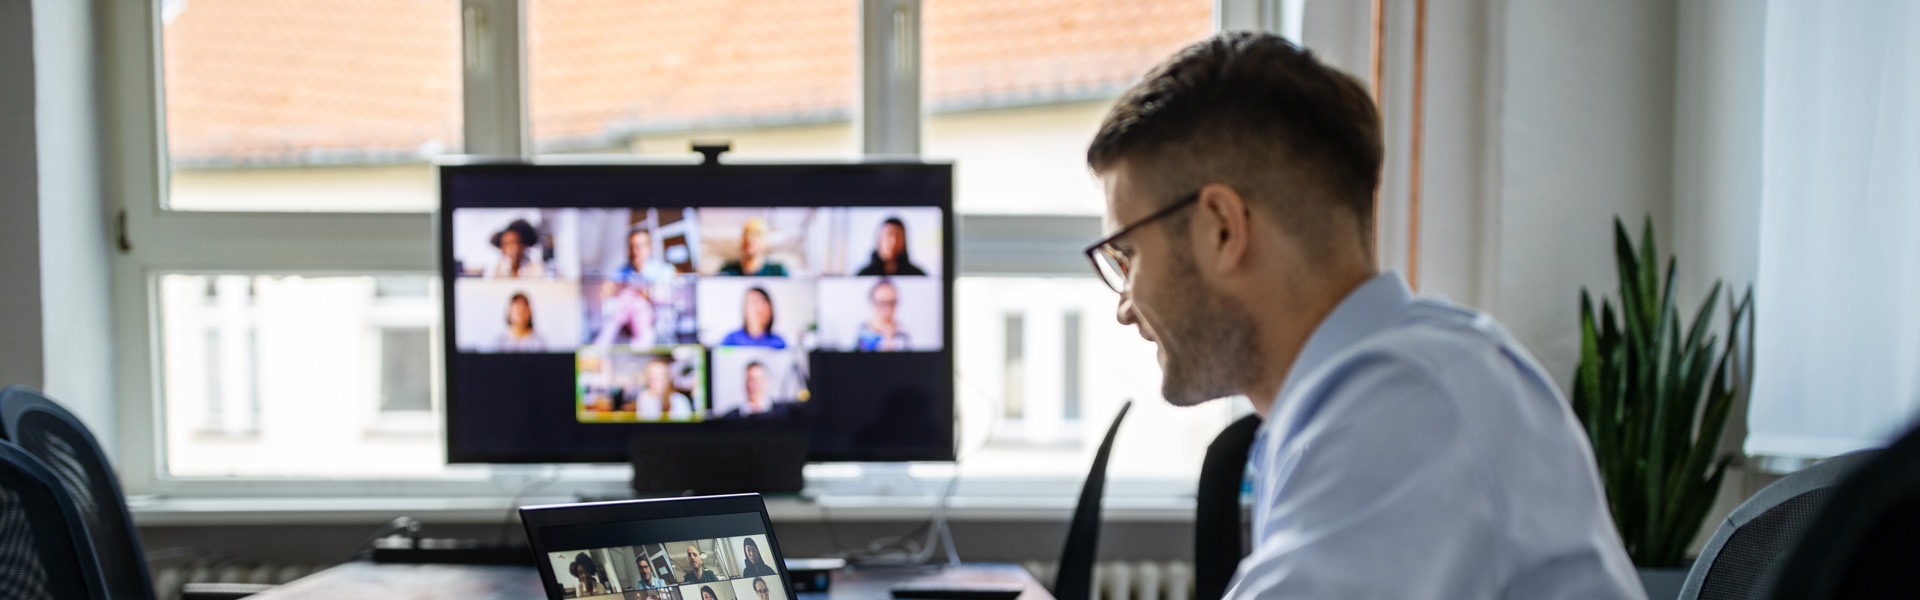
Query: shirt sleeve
[{"left": 1231, "top": 355, "right": 1508, "bottom": 600}]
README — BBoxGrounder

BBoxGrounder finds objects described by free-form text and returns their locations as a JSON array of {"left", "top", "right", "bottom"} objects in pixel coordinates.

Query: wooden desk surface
[{"left": 245, "top": 562, "right": 1052, "bottom": 600}]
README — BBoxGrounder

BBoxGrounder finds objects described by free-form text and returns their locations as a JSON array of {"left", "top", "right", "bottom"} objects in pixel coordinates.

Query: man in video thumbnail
[
  {"left": 856, "top": 217, "right": 926, "bottom": 276},
  {"left": 635, "top": 555, "right": 671, "bottom": 589},
  {"left": 719, "top": 219, "right": 787, "bottom": 276},
  {"left": 681, "top": 545, "right": 721, "bottom": 583}
]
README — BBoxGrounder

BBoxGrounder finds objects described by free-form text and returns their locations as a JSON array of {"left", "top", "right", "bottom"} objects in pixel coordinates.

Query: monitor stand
[{"left": 629, "top": 431, "right": 806, "bottom": 496}]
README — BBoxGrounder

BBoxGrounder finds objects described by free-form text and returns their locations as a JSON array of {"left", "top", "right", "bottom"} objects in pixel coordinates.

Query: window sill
[{"left": 128, "top": 493, "right": 1197, "bottom": 527}]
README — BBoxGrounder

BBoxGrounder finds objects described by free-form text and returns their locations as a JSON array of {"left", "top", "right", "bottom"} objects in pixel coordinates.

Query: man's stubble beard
[{"left": 1156, "top": 246, "right": 1262, "bottom": 407}]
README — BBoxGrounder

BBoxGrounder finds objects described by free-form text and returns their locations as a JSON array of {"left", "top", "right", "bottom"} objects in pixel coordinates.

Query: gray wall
[{"left": 1, "top": 0, "right": 46, "bottom": 396}]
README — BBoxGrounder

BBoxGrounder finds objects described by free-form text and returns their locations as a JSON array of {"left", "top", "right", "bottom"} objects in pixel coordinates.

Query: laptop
[{"left": 522, "top": 494, "right": 797, "bottom": 600}]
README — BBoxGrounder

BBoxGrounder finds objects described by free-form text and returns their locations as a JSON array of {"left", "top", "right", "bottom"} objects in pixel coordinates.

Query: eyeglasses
[{"left": 1083, "top": 190, "right": 1202, "bottom": 294}]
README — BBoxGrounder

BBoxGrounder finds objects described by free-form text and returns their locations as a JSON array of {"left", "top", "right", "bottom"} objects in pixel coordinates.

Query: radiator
[
  {"left": 150, "top": 563, "right": 319, "bottom": 600},
  {"left": 1022, "top": 560, "right": 1194, "bottom": 600}
]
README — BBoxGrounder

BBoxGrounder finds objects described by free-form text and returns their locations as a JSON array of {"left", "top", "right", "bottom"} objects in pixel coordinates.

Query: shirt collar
[{"left": 1272, "top": 271, "right": 1415, "bottom": 406}]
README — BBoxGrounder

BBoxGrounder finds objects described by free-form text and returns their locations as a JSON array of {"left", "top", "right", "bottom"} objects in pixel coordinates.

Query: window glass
[
  {"left": 160, "top": 0, "right": 461, "bottom": 212},
  {"left": 953, "top": 277, "right": 1233, "bottom": 480},
  {"left": 528, "top": 0, "right": 858, "bottom": 158},
  {"left": 923, "top": 0, "right": 1214, "bottom": 214},
  {"left": 159, "top": 274, "right": 444, "bottom": 477}
]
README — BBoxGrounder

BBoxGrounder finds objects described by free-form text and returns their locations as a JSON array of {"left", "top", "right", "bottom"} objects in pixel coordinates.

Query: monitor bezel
[{"left": 438, "top": 159, "right": 958, "bottom": 464}]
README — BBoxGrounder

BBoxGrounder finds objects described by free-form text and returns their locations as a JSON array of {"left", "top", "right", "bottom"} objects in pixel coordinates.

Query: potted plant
[{"left": 1572, "top": 217, "right": 1754, "bottom": 598}]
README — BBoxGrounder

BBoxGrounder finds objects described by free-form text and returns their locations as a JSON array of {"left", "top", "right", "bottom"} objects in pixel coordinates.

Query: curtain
[{"left": 1747, "top": 0, "right": 1920, "bottom": 457}]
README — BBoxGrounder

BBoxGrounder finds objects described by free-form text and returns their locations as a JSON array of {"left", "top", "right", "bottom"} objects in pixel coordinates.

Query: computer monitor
[{"left": 440, "top": 161, "right": 955, "bottom": 463}]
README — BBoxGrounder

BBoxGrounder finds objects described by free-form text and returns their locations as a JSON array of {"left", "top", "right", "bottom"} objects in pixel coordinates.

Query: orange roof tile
[{"left": 162, "top": 0, "right": 1211, "bottom": 165}]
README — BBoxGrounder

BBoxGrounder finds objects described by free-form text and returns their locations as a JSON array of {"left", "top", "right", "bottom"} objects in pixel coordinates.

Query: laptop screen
[{"left": 536, "top": 512, "right": 790, "bottom": 600}]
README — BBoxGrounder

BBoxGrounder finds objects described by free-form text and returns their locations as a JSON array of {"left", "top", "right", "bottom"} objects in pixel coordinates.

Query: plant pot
[{"left": 1637, "top": 565, "right": 1692, "bottom": 600}]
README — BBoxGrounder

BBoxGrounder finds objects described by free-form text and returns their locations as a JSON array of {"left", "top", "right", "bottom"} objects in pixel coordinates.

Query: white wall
[
  {"left": 34, "top": 0, "right": 118, "bottom": 448},
  {"left": 1488, "top": 0, "right": 1679, "bottom": 385}
]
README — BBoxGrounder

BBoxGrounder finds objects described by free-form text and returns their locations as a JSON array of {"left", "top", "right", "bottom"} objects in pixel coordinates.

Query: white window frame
[{"left": 103, "top": 0, "right": 1247, "bottom": 501}]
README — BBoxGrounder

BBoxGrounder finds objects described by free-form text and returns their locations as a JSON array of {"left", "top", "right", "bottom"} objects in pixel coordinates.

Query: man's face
[
  {"left": 754, "top": 581, "right": 770, "bottom": 600},
  {"left": 745, "top": 365, "right": 768, "bottom": 407},
  {"left": 1100, "top": 164, "right": 1257, "bottom": 406},
  {"left": 742, "top": 222, "right": 768, "bottom": 260},
  {"left": 687, "top": 546, "right": 702, "bottom": 568},
  {"left": 631, "top": 232, "right": 652, "bottom": 264}
]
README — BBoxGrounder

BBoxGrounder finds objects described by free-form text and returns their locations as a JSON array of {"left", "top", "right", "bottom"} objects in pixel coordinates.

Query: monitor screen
[{"left": 440, "top": 162, "right": 954, "bottom": 463}]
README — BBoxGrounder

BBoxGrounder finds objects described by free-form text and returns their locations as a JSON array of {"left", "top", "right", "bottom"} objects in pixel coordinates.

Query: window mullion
[
  {"left": 860, "top": 0, "right": 921, "bottom": 155},
  {"left": 462, "top": 0, "right": 530, "bottom": 157}
]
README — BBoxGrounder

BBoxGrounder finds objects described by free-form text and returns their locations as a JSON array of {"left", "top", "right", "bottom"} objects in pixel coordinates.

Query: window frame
[{"left": 103, "top": 0, "right": 1248, "bottom": 500}]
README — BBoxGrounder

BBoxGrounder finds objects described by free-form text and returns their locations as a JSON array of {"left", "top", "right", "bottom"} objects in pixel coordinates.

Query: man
[
  {"left": 720, "top": 219, "right": 788, "bottom": 276},
  {"left": 680, "top": 545, "right": 720, "bottom": 583},
  {"left": 751, "top": 577, "right": 773, "bottom": 600},
  {"left": 1084, "top": 32, "right": 1642, "bottom": 598}
]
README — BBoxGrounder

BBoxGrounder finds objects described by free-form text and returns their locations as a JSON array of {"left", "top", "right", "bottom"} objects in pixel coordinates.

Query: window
[
  {"left": 527, "top": 0, "right": 857, "bottom": 157},
  {"left": 161, "top": 0, "right": 461, "bottom": 212},
  {"left": 113, "top": 0, "right": 1227, "bottom": 493}
]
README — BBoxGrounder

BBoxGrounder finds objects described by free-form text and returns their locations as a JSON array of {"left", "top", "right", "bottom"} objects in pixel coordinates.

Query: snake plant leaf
[{"left": 1573, "top": 215, "right": 1752, "bottom": 568}]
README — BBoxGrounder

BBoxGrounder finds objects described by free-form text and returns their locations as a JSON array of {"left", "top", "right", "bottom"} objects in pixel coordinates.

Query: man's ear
[{"left": 1195, "top": 183, "right": 1250, "bottom": 271}]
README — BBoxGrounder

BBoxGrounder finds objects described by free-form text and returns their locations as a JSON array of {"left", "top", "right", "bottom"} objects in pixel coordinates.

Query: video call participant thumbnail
[
  {"left": 576, "top": 347, "right": 705, "bottom": 423},
  {"left": 453, "top": 208, "right": 580, "bottom": 280},
  {"left": 556, "top": 550, "right": 617, "bottom": 597},
  {"left": 699, "top": 208, "right": 822, "bottom": 277},
  {"left": 733, "top": 578, "right": 784, "bottom": 600},
  {"left": 676, "top": 543, "right": 723, "bottom": 583},
  {"left": 720, "top": 219, "right": 785, "bottom": 276},
  {"left": 710, "top": 348, "right": 807, "bottom": 420},
  {"left": 855, "top": 217, "right": 925, "bottom": 277},
  {"left": 814, "top": 277, "right": 941, "bottom": 352},
  {"left": 698, "top": 278, "right": 817, "bottom": 351},
  {"left": 454, "top": 280, "right": 582, "bottom": 353}
]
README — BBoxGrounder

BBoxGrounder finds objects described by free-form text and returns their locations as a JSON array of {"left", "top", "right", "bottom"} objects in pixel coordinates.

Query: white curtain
[{"left": 1747, "top": 0, "right": 1920, "bottom": 457}]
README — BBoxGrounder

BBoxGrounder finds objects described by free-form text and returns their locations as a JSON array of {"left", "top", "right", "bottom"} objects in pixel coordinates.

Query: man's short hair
[{"left": 1087, "top": 31, "right": 1383, "bottom": 254}]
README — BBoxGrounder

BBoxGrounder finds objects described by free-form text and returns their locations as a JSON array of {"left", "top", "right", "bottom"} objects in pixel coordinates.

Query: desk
[{"left": 243, "top": 562, "right": 1052, "bottom": 600}]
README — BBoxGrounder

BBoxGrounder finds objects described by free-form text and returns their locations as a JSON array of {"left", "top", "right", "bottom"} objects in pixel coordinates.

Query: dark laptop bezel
[{"left": 521, "top": 493, "right": 796, "bottom": 600}]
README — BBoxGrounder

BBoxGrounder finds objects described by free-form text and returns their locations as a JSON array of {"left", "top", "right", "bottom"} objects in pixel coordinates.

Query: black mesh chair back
[
  {"left": 1678, "top": 450, "right": 1875, "bottom": 600},
  {"left": 0, "top": 438, "right": 111, "bottom": 599},
  {"left": 1053, "top": 400, "right": 1131, "bottom": 600},
  {"left": 1768, "top": 424, "right": 1920, "bottom": 600},
  {"left": 0, "top": 386, "right": 153, "bottom": 600},
  {"left": 1194, "top": 414, "right": 1259, "bottom": 600}
]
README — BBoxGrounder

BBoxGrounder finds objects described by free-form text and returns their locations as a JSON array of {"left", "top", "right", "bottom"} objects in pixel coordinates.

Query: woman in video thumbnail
[
  {"left": 699, "top": 587, "right": 721, "bottom": 600},
  {"left": 633, "top": 356, "right": 694, "bottom": 421},
  {"left": 856, "top": 217, "right": 926, "bottom": 277},
  {"left": 635, "top": 555, "right": 670, "bottom": 589},
  {"left": 494, "top": 293, "right": 549, "bottom": 352},
  {"left": 719, "top": 219, "right": 787, "bottom": 276},
  {"left": 739, "top": 538, "right": 776, "bottom": 577},
  {"left": 721, "top": 287, "right": 787, "bottom": 348},
  {"left": 486, "top": 219, "right": 549, "bottom": 278},
  {"left": 856, "top": 280, "right": 910, "bottom": 351},
  {"left": 570, "top": 552, "right": 612, "bottom": 596}
]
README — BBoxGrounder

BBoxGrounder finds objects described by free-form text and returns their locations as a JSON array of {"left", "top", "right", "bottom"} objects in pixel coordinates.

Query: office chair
[
  {"left": 0, "top": 438, "right": 111, "bottom": 600},
  {"left": 1676, "top": 449, "right": 1875, "bottom": 600},
  {"left": 1194, "top": 414, "right": 1260, "bottom": 600},
  {"left": 0, "top": 386, "right": 156, "bottom": 600},
  {"left": 1053, "top": 400, "right": 1131, "bottom": 600},
  {"left": 1767, "top": 424, "right": 1920, "bottom": 600}
]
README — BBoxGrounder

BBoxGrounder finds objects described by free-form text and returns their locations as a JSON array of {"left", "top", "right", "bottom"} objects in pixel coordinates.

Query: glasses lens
[{"left": 1092, "top": 246, "right": 1129, "bottom": 293}]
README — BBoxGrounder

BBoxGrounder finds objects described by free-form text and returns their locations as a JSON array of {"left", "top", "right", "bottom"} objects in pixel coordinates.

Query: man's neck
[{"left": 1245, "top": 268, "right": 1377, "bottom": 417}]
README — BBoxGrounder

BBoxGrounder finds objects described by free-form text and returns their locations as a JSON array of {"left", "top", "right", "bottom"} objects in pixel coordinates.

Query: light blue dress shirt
[{"left": 1230, "top": 273, "right": 1643, "bottom": 600}]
